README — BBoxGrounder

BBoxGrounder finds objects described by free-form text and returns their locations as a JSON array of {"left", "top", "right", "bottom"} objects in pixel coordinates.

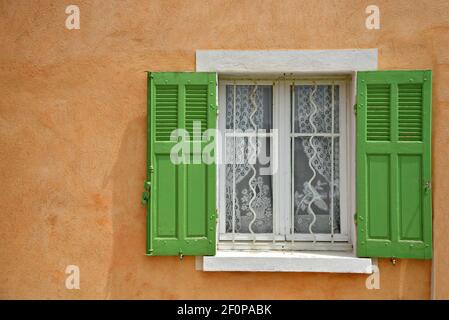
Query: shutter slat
[
  {"left": 398, "top": 84, "right": 423, "bottom": 141},
  {"left": 366, "top": 84, "right": 390, "bottom": 141},
  {"left": 185, "top": 85, "right": 209, "bottom": 141},
  {"left": 154, "top": 85, "right": 178, "bottom": 142}
]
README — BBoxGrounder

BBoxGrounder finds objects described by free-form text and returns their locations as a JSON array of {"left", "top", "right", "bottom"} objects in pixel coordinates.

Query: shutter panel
[
  {"left": 356, "top": 70, "right": 432, "bottom": 259},
  {"left": 145, "top": 72, "right": 217, "bottom": 256}
]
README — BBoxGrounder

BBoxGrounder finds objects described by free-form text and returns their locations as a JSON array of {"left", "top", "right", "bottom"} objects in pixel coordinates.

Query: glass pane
[
  {"left": 225, "top": 136, "right": 273, "bottom": 233},
  {"left": 226, "top": 85, "right": 273, "bottom": 131},
  {"left": 224, "top": 83, "right": 274, "bottom": 235},
  {"left": 293, "top": 85, "right": 339, "bottom": 133},
  {"left": 292, "top": 136, "right": 340, "bottom": 234}
]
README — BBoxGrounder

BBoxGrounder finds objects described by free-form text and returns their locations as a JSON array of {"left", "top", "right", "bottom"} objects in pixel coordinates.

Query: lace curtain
[
  {"left": 224, "top": 84, "right": 341, "bottom": 236},
  {"left": 225, "top": 85, "right": 273, "bottom": 233},
  {"left": 293, "top": 85, "right": 340, "bottom": 234}
]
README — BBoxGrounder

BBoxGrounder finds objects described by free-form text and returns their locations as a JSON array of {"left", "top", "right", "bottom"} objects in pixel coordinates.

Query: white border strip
[
  {"left": 202, "top": 251, "right": 373, "bottom": 273},
  {"left": 196, "top": 49, "right": 378, "bottom": 73}
]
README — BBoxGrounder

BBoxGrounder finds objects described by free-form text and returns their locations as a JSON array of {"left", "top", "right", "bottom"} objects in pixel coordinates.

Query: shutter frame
[
  {"left": 146, "top": 72, "right": 217, "bottom": 256},
  {"left": 356, "top": 70, "right": 432, "bottom": 259}
]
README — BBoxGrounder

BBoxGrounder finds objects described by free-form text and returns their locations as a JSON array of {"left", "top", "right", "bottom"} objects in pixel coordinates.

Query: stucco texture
[{"left": 0, "top": 0, "right": 448, "bottom": 299}]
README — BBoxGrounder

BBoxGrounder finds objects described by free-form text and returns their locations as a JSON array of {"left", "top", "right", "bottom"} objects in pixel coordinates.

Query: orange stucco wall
[{"left": 1, "top": 0, "right": 448, "bottom": 299}]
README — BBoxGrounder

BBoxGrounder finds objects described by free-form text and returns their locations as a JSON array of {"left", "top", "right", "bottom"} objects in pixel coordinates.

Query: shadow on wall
[
  {"left": 104, "top": 115, "right": 147, "bottom": 298},
  {"left": 104, "top": 115, "right": 193, "bottom": 299}
]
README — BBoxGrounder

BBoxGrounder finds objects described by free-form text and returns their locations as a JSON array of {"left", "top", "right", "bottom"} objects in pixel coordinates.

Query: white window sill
[{"left": 199, "top": 251, "right": 374, "bottom": 274}]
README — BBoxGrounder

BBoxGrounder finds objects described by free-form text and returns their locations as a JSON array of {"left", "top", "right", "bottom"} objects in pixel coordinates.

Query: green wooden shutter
[
  {"left": 356, "top": 70, "right": 432, "bottom": 259},
  {"left": 144, "top": 72, "right": 217, "bottom": 256}
]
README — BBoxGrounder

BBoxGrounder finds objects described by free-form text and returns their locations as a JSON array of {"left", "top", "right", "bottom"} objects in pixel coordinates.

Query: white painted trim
[
  {"left": 196, "top": 49, "right": 378, "bottom": 74},
  {"left": 218, "top": 241, "right": 352, "bottom": 252},
  {"left": 202, "top": 251, "right": 373, "bottom": 273},
  {"left": 349, "top": 72, "right": 357, "bottom": 256},
  {"left": 217, "top": 79, "right": 352, "bottom": 245},
  {"left": 217, "top": 82, "right": 226, "bottom": 236},
  {"left": 217, "top": 81, "right": 280, "bottom": 243}
]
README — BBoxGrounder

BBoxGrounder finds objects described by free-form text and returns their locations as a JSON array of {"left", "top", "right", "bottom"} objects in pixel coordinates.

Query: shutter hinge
[
  {"left": 424, "top": 180, "right": 432, "bottom": 193},
  {"left": 354, "top": 212, "right": 357, "bottom": 226},
  {"left": 210, "top": 104, "right": 219, "bottom": 116},
  {"left": 141, "top": 180, "right": 151, "bottom": 205},
  {"left": 149, "top": 165, "right": 154, "bottom": 174},
  {"left": 353, "top": 103, "right": 357, "bottom": 115}
]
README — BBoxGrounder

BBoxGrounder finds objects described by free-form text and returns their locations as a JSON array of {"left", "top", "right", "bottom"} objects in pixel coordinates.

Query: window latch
[{"left": 141, "top": 180, "right": 151, "bottom": 205}]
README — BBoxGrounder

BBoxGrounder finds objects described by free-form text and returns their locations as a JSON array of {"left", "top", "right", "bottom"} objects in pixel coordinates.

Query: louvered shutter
[
  {"left": 144, "top": 72, "right": 217, "bottom": 256},
  {"left": 356, "top": 70, "right": 432, "bottom": 259}
]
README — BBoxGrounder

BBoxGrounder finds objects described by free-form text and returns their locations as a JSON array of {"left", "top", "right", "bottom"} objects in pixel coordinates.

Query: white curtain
[
  {"left": 225, "top": 85, "right": 273, "bottom": 234},
  {"left": 293, "top": 85, "right": 340, "bottom": 234}
]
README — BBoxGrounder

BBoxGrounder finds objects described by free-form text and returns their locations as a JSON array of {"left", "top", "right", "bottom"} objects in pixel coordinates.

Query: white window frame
[
  {"left": 284, "top": 79, "right": 349, "bottom": 243},
  {"left": 197, "top": 49, "right": 377, "bottom": 272},
  {"left": 218, "top": 80, "right": 283, "bottom": 242},
  {"left": 217, "top": 78, "right": 351, "bottom": 251}
]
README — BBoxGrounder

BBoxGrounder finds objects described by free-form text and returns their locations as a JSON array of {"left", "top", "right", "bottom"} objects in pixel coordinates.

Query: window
[
  {"left": 145, "top": 66, "right": 432, "bottom": 264},
  {"left": 218, "top": 78, "right": 351, "bottom": 251}
]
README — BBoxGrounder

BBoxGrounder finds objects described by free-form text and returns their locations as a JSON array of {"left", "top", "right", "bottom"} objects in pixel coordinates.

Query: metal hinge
[
  {"left": 354, "top": 212, "right": 357, "bottom": 226},
  {"left": 424, "top": 180, "right": 432, "bottom": 193},
  {"left": 141, "top": 180, "right": 151, "bottom": 205},
  {"left": 210, "top": 103, "right": 219, "bottom": 116},
  {"left": 353, "top": 103, "right": 357, "bottom": 115}
]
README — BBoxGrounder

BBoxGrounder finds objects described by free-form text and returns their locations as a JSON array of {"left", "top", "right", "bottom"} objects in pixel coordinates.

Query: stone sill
[{"left": 199, "top": 250, "right": 374, "bottom": 273}]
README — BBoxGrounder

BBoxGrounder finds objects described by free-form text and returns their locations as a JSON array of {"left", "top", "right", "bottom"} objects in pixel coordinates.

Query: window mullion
[
  {"left": 290, "top": 81, "right": 295, "bottom": 243},
  {"left": 278, "top": 80, "right": 289, "bottom": 241},
  {"left": 232, "top": 81, "right": 236, "bottom": 244},
  {"left": 331, "top": 82, "right": 335, "bottom": 243}
]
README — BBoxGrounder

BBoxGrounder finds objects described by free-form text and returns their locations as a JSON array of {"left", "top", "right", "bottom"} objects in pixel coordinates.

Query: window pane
[
  {"left": 224, "top": 83, "right": 274, "bottom": 235},
  {"left": 292, "top": 84, "right": 341, "bottom": 235},
  {"left": 293, "top": 137, "right": 340, "bottom": 234},
  {"left": 226, "top": 85, "right": 273, "bottom": 131},
  {"left": 293, "top": 85, "right": 339, "bottom": 133}
]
